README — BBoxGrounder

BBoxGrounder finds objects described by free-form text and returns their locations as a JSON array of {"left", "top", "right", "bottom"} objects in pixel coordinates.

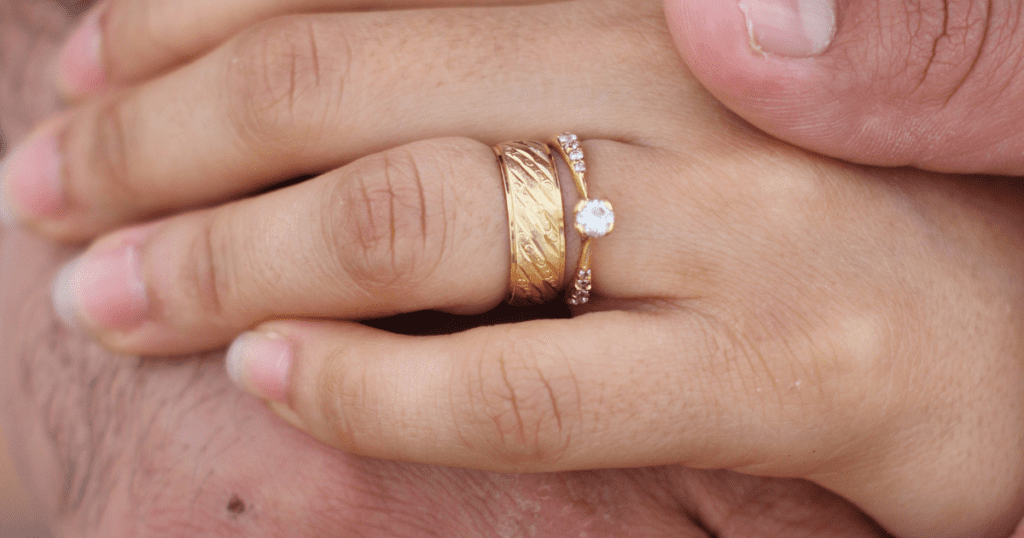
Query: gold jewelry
[
  {"left": 494, "top": 141, "right": 566, "bottom": 305},
  {"left": 551, "top": 133, "right": 615, "bottom": 306}
]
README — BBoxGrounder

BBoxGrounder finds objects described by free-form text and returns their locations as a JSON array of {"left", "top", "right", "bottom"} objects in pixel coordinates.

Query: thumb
[{"left": 665, "top": 0, "right": 1024, "bottom": 175}]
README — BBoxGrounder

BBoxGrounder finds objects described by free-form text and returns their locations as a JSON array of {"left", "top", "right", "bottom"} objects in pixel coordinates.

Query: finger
[
  {"left": 57, "top": 0, "right": 554, "bottom": 99},
  {"left": 49, "top": 138, "right": 510, "bottom": 353},
  {"left": 223, "top": 313, "right": 845, "bottom": 475},
  {"left": 664, "top": 0, "right": 1024, "bottom": 175},
  {"left": 49, "top": 137, "right": 646, "bottom": 355},
  {"left": 3, "top": 2, "right": 670, "bottom": 240}
]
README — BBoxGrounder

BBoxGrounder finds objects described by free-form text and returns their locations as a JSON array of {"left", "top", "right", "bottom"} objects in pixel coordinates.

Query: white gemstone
[
  {"left": 575, "top": 199, "right": 614, "bottom": 238},
  {"left": 558, "top": 133, "right": 578, "bottom": 144},
  {"left": 569, "top": 149, "right": 584, "bottom": 161},
  {"left": 573, "top": 161, "right": 586, "bottom": 173}
]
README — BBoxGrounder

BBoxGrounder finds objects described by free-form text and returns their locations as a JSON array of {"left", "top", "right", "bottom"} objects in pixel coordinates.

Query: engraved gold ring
[
  {"left": 493, "top": 134, "right": 614, "bottom": 306},
  {"left": 494, "top": 140, "right": 566, "bottom": 305}
]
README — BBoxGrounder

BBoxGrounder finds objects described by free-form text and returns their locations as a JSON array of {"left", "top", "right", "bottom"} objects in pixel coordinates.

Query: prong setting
[{"left": 553, "top": 133, "right": 616, "bottom": 306}]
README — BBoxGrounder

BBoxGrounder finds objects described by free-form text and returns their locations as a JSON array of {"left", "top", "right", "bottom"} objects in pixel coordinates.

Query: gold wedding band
[
  {"left": 551, "top": 133, "right": 615, "bottom": 306},
  {"left": 494, "top": 141, "right": 566, "bottom": 305}
]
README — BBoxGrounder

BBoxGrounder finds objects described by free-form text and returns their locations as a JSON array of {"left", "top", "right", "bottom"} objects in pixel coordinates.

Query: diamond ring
[{"left": 551, "top": 133, "right": 615, "bottom": 305}]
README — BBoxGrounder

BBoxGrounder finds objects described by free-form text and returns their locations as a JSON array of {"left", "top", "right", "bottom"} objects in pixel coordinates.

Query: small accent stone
[
  {"left": 558, "top": 133, "right": 577, "bottom": 144},
  {"left": 573, "top": 161, "right": 586, "bottom": 173},
  {"left": 575, "top": 199, "right": 614, "bottom": 238},
  {"left": 569, "top": 149, "right": 584, "bottom": 161}
]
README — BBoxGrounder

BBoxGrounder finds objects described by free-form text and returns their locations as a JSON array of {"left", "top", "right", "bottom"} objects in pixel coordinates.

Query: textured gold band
[
  {"left": 551, "top": 133, "right": 615, "bottom": 306},
  {"left": 494, "top": 141, "right": 566, "bottom": 305}
]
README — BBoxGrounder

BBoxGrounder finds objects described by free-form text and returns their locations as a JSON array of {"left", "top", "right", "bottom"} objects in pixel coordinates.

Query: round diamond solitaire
[
  {"left": 551, "top": 132, "right": 615, "bottom": 306},
  {"left": 575, "top": 199, "right": 615, "bottom": 238}
]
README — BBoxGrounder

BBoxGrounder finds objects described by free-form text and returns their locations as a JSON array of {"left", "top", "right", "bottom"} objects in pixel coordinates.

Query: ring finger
[
  {"left": 51, "top": 136, "right": 653, "bottom": 354},
  {"left": 2, "top": 1, "right": 669, "bottom": 241}
]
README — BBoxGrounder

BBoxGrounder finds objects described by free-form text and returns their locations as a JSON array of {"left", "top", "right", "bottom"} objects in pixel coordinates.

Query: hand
[
  {"left": 0, "top": 2, "right": 895, "bottom": 538},
  {"left": 665, "top": 0, "right": 1024, "bottom": 175},
  {"left": 2, "top": 234, "right": 889, "bottom": 538},
  {"left": 3, "top": 0, "right": 1023, "bottom": 536}
]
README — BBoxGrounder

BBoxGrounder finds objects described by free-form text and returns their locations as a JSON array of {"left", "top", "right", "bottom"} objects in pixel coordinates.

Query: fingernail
[
  {"left": 51, "top": 243, "right": 149, "bottom": 331},
  {"left": 0, "top": 132, "right": 66, "bottom": 225},
  {"left": 51, "top": 256, "right": 83, "bottom": 327},
  {"left": 56, "top": 7, "right": 106, "bottom": 98},
  {"left": 0, "top": 157, "right": 15, "bottom": 227},
  {"left": 226, "top": 331, "right": 293, "bottom": 404},
  {"left": 738, "top": 0, "right": 837, "bottom": 57}
]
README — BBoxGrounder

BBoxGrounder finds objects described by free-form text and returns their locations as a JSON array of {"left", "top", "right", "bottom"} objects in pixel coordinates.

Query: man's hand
[{"left": 666, "top": 0, "right": 1024, "bottom": 176}]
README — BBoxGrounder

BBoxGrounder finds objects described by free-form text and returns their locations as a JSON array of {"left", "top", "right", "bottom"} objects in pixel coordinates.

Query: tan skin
[
  {"left": 3, "top": 0, "right": 1024, "bottom": 536},
  {"left": 0, "top": 2, "right": 894, "bottom": 537}
]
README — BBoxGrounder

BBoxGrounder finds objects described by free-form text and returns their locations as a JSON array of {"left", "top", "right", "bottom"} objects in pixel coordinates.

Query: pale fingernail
[
  {"left": 0, "top": 132, "right": 66, "bottom": 225},
  {"left": 51, "top": 243, "right": 149, "bottom": 330},
  {"left": 226, "top": 332, "right": 293, "bottom": 404},
  {"left": 50, "top": 256, "right": 82, "bottom": 327},
  {"left": 738, "top": 0, "right": 837, "bottom": 57},
  {"left": 56, "top": 7, "right": 106, "bottom": 98},
  {"left": 0, "top": 157, "right": 15, "bottom": 227}
]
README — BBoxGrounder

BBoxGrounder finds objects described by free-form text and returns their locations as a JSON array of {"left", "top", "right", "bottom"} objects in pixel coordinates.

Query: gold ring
[
  {"left": 494, "top": 141, "right": 566, "bottom": 305},
  {"left": 551, "top": 133, "right": 615, "bottom": 306}
]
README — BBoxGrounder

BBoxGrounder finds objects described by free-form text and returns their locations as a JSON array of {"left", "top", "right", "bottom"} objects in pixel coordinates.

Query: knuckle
[
  {"left": 172, "top": 215, "right": 235, "bottom": 322},
  {"left": 226, "top": 15, "right": 344, "bottom": 148},
  {"left": 893, "top": 0, "right": 1011, "bottom": 103},
  {"left": 459, "top": 336, "right": 581, "bottom": 466},
  {"left": 313, "top": 347, "right": 366, "bottom": 446},
  {"left": 328, "top": 146, "right": 450, "bottom": 293},
  {"left": 86, "top": 99, "right": 139, "bottom": 206},
  {"left": 710, "top": 293, "right": 898, "bottom": 427}
]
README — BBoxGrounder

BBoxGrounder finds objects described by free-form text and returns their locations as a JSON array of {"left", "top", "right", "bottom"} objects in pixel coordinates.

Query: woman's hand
[
  {"left": 2, "top": 1, "right": 1023, "bottom": 537},
  {"left": 0, "top": 6, "right": 894, "bottom": 538}
]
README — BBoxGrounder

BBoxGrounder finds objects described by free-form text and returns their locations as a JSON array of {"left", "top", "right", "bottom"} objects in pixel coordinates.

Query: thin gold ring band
[{"left": 551, "top": 133, "right": 615, "bottom": 306}]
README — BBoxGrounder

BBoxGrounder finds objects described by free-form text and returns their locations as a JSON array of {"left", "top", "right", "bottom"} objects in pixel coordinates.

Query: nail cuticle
[
  {"left": 738, "top": 0, "right": 837, "bottom": 58},
  {"left": 61, "top": 241, "right": 152, "bottom": 332}
]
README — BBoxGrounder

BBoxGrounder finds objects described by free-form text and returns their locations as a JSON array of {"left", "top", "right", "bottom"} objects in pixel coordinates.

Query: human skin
[
  {"left": 663, "top": 0, "right": 1024, "bottom": 175},
  {"left": 5, "top": 0, "right": 1024, "bottom": 536},
  {"left": 0, "top": 2, "right": 894, "bottom": 537}
]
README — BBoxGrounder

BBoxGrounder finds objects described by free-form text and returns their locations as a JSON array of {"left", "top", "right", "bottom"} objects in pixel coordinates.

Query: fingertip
[
  {"left": 56, "top": 6, "right": 107, "bottom": 100},
  {"left": 50, "top": 255, "right": 83, "bottom": 329},
  {"left": 226, "top": 330, "right": 294, "bottom": 404},
  {"left": 738, "top": 0, "right": 836, "bottom": 58},
  {"left": 665, "top": 0, "right": 858, "bottom": 165},
  {"left": 0, "top": 158, "right": 17, "bottom": 229},
  {"left": 665, "top": 0, "right": 823, "bottom": 94},
  {"left": 664, "top": 0, "right": 745, "bottom": 69}
]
